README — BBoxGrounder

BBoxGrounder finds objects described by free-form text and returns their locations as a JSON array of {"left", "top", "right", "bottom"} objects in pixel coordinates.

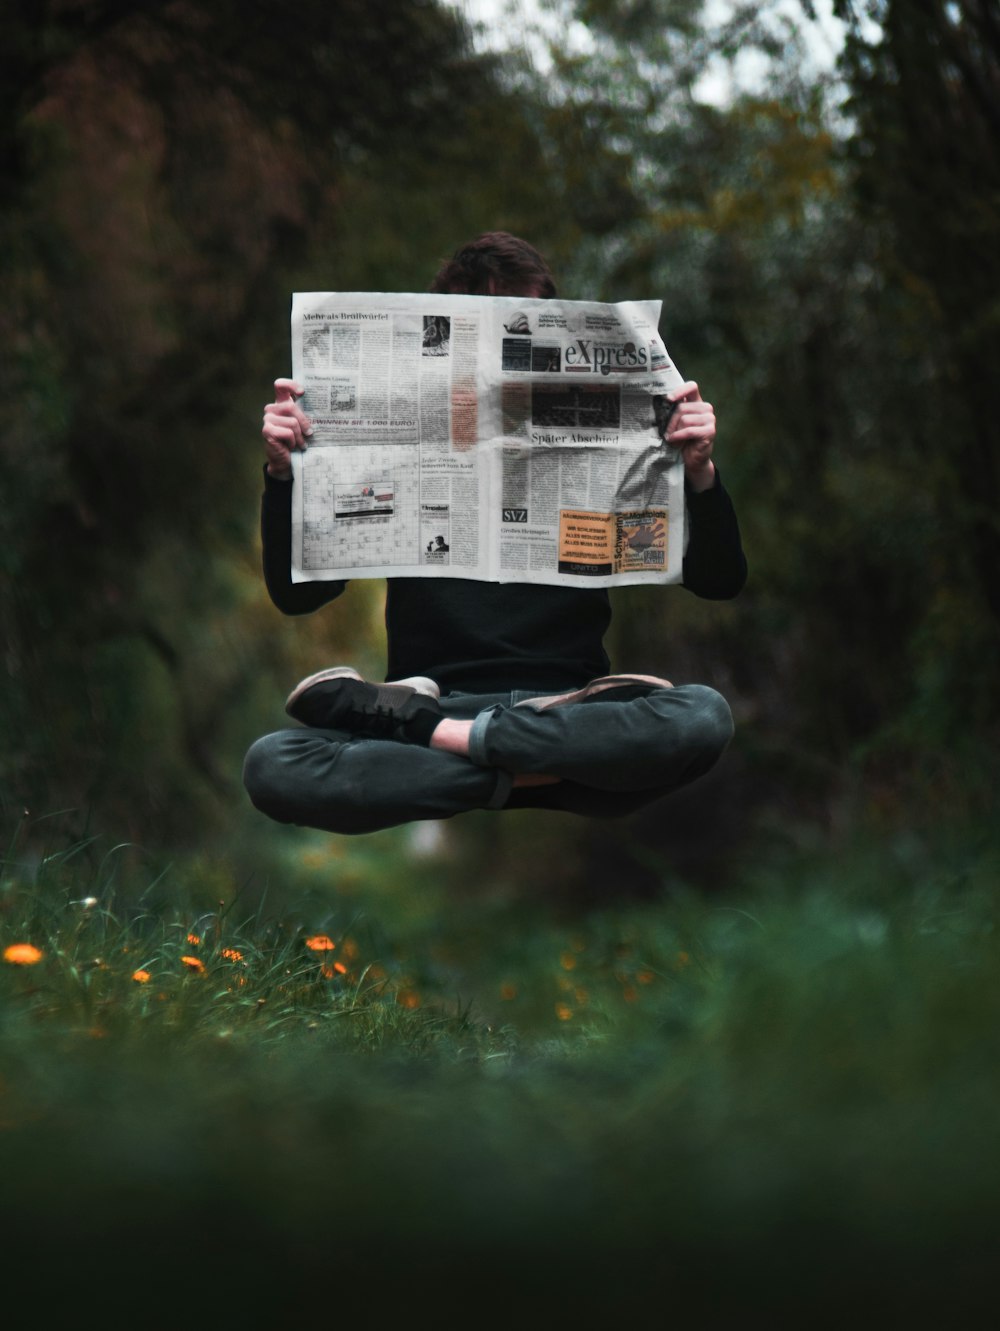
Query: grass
[{"left": 3, "top": 814, "right": 1000, "bottom": 1324}]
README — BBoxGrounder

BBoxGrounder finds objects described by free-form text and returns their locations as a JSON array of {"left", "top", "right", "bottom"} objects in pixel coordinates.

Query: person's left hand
[{"left": 663, "top": 381, "right": 716, "bottom": 492}]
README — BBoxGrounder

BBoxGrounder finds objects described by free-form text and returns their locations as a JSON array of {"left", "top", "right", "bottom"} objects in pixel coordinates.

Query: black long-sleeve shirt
[{"left": 260, "top": 467, "right": 746, "bottom": 694}]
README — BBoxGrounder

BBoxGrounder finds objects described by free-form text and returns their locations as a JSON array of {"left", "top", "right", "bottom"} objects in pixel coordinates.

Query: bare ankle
[{"left": 428, "top": 717, "right": 474, "bottom": 757}]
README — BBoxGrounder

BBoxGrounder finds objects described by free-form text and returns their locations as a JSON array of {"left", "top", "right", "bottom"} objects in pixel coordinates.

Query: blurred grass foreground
[{"left": 3, "top": 814, "right": 1000, "bottom": 1323}]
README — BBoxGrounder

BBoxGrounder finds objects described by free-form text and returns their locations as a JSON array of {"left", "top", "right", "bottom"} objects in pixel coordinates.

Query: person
[{"left": 243, "top": 232, "right": 747, "bottom": 835}]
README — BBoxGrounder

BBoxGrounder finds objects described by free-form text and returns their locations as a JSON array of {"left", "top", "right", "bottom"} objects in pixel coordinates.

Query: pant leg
[
  {"left": 467, "top": 683, "right": 734, "bottom": 816},
  {"left": 242, "top": 690, "right": 519, "bottom": 835},
  {"left": 243, "top": 683, "right": 735, "bottom": 832},
  {"left": 242, "top": 724, "right": 511, "bottom": 835}
]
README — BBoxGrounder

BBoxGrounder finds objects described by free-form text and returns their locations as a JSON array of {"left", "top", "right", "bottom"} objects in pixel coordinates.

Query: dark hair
[{"left": 429, "top": 231, "right": 557, "bottom": 297}]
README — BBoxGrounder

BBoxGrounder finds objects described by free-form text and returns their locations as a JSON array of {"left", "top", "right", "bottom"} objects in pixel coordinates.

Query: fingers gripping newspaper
[{"left": 289, "top": 292, "right": 688, "bottom": 588}]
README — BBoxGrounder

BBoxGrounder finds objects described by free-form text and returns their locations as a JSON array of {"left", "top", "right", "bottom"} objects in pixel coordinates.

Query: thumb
[
  {"left": 274, "top": 378, "right": 304, "bottom": 403},
  {"left": 669, "top": 380, "right": 702, "bottom": 403}
]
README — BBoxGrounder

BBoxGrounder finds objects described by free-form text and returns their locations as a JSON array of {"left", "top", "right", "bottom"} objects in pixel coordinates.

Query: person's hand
[
  {"left": 625, "top": 519, "right": 665, "bottom": 551},
  {"left": 663, "top": 380, "right": 716, "bottom": 492},
  {"left": 262, "top": 378, "right": 312, "bottom": 480}
]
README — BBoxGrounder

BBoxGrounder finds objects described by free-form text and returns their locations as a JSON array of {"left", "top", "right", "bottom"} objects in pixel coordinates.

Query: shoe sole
[
  {"left": 514, "top": 673, "right": 673, "bottom": 711},
  {"left": 285, "top": 666, "right": 440, "bottom": 714}
]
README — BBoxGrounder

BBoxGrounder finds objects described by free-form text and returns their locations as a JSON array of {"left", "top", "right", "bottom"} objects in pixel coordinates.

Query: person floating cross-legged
[{"left": 243, "top": 232, "right": 747, "bottom": 836}]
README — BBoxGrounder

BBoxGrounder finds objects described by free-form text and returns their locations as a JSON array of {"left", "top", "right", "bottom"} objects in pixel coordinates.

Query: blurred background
[{"left": 2, "top": 0, "right": 998, "bottom": 906}]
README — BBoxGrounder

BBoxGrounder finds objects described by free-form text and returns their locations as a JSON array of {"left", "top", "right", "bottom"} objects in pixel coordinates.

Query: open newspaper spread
[{"left": 289, "top": 292, "right": 688, "bottom": 588}]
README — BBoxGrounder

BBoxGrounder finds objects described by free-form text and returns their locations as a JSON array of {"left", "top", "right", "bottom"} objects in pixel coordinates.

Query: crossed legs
[{"left": 243, "top": 677, "right": 734, "bottom": 835}]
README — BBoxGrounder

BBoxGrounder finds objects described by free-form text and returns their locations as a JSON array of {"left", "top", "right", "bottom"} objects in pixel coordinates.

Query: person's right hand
[{"left": 262, "top": 378, "right": 311, "bottom": 480}]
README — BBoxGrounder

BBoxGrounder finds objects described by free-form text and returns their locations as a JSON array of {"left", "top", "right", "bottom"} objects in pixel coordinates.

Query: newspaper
[{"left": 289, "top": 292, "right": 688, "bottom": 587}]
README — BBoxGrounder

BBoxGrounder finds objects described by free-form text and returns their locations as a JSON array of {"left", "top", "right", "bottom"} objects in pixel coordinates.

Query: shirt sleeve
[
  {"left": 260, "top": 467, "right": 348, "bottom": 615},
  {"left": 680, "top": 468, "right": 748, "bottom": 600}
]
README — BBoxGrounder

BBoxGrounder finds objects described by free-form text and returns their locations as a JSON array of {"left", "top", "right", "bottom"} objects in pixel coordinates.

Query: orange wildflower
[
  {"left": 3, "top": 943, "right": 43, "bottom": 966},
  {"left": 187, "top": 933, "right": 201, "bottom": 946},
  {"left": 132, "top": 969, "right": 152, "bottom": 984},
  {"left": 320, "top": 960, "right": 349, "bottom": 979},
  {"left": 397, "top": 989, "right": 422, "bottom": 1010},
  {"left": 555, "top": 1003, "right": 573, "bottom": 1021},
  {"left": 221, "top": 948, "right": 244, "bottom": 963},
  {"left": 499, "top": 982, "right": 518, "bottom": 1001},
  {"left": 181, "top": 955, "right": 206, "bottom": 974},
  {"left": 305, "top": 934, "right": 336, "bottom": 953}
]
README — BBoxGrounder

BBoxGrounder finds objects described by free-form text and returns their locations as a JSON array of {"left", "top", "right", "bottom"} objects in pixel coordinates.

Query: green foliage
[
  {"left": 832, "top": 0, "right": 1000, "bottom": 691},
  {"left": 3, "top": 826, "right": 1000, "bottom": 1319},
  {"left": 501, "top": 0, "right": 1000, "bottom": 857},
  {"left": 0, "top": 0, "right": 570, "bottom": 848}
]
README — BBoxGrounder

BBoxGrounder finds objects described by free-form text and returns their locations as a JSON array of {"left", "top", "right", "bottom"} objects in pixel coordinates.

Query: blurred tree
[
  {"left": 832, "top": 0, "right": 1000, "bottom": 730},
  {"left": 0, "top": 0, "right": 579, "bottom": 850},
  {"left": 567, "top": 0, "right": 1000, "bottom": 863},
  {"left": 487, "top": 4, "right": 886, "bottom": 859},
  {"left": 440, "top": 0, "right": 996, "bottom": 893}
]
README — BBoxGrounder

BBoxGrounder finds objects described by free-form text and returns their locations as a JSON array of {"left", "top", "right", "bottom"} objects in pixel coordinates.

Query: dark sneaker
[
  {"left": 514, "top": 673, "right": 673, "bottom": 712},
  {"left": 285, "top": 667, "right": 443, "bottom": 743}
]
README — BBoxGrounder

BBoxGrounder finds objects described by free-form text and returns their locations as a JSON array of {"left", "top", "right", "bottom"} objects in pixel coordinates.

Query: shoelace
[{"left": 351, "top": 701, "right": 403, "bottom": 736}]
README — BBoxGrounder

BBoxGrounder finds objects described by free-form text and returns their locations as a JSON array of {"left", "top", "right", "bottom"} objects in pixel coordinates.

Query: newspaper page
[{"left": 289, "top": 292, "right": 687, "bottom": 588}]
